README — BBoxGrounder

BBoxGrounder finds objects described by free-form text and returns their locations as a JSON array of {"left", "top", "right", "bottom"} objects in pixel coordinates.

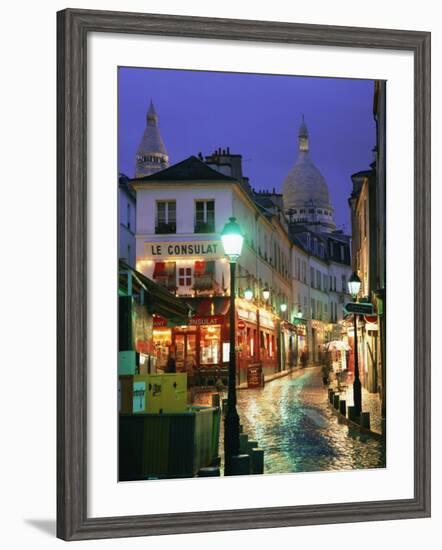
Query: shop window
[
  {"left": 178, "top": 267, "right": 192, "bottom": 287},
  {"left": 200, "top": 325, "right": 220, "bottom": 365}
]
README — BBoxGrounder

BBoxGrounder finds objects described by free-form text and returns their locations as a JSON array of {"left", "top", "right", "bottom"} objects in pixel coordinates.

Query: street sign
[
  {"left": 344, "top": 302, "right": 374, "bottom": 315},
  {"left": 237, "top": 319, "right": 246, "bottom": 330}
]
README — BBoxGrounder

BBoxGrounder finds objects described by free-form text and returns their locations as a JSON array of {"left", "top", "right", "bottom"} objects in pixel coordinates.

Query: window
[
  {"left": 195, "top": 200, "right": 215, "bottom": 232},
  {"left": 178, "top": 267, "right": 192, "bottom": 287},
  {"left": 316, "top": 270, "right": 321, "bottom": 290},
  {"left": 311, "top": 298, "right": 316, "bottom": 319},
  {"left": 127, "top": 203, "right": 131, "bottom": 230},
  {"left": 310, "top": 267, "right": 315, "bottom": 287},
  {"left": 323, "top": 273, "right": 327, "bottom": 291},
  {"left": 333, "top": 276, "right": 337, "bottom": 291},
  {"left": 340, "top": 245, "right": 345, "bottom": 262},
  {"left": 156, "top": 201, "right": 176, "bottom": 233},
  {"left": 341, "top": 274, "right": 347, "bottom": 293}
]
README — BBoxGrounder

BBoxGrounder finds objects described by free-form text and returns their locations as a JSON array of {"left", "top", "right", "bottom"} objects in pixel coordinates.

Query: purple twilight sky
[{"left": 118, "top": 67, "right": 377, "bottom": 233}]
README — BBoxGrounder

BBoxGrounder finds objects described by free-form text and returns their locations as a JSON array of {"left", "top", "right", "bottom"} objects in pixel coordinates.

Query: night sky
[{"left": 118, "top": 67, "right": 376, "bottom": 232}]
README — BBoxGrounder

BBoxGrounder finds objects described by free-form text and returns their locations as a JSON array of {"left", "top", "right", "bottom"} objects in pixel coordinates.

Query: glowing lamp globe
[
  {"left": 297, "top": 310, "right": 303, "bottom": 319},
  {"left": 244, "top": 288, "right": 253, "bottom": 301},
  {"left": 348, "top": 272, "right": 362, "bottom": 298},
  {"left": 262, "top": 286, "right": 270, "bottom": 301},
  {"left": 221, "top": 217, "right": 244, "bottom": 261},
  {"left": 280, "top": 303, "right": 287, "bottom": 313}
]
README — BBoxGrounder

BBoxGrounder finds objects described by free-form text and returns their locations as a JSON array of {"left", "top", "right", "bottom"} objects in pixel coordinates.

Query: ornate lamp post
[
  {"left": 221, "top": 217, "right": 244, "bottom": 475},
  {"left": 348, "top": 272, "right": 362, "bottom": 417}
]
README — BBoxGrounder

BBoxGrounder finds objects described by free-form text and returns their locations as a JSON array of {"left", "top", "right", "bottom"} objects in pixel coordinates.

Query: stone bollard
[
  {"left": 360, "top": 412, "right": 371, "bottom": 430},
  {"left": 333, "top": 393, "right": 340, "bottom": 409},
  {"left": 197, "top": 467, "right": 220, "bottom": 477},
  {"left": 347, "top": 405, "right": 357, "bottom": 422},
  {"left": 231, "top": 454, "right": 250, "bottom": 475},
  {"left": 251, "top": 448, "right": 264, "bottom": 474},
  {"left": 239, "top": 433, "right": 249, "bottom": 454},
  {"left": 339, "top": 400, "right": 346, "bottom": 416},
  {"left": 328, "top": 388, "right": 334, "bottom": 404},
  {"left": 247, "top": 441, "right": 258, "bottom": 455},
  {"left": 211, "top": 393, "right": 220, "bottom": 408}
]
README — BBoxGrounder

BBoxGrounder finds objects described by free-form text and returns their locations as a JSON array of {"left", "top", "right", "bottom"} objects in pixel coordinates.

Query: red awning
[
  {"left": 153, "top": 261, "right": 166, "bottom": 278},
  {"left": 194, "top": 260, "right": 206, "bottom": 275}
]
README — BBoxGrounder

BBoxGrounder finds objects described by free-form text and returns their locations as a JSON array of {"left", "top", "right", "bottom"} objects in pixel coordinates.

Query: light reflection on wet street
[{"left": 228, "top": 366, "right": 385, "bottom": 474}]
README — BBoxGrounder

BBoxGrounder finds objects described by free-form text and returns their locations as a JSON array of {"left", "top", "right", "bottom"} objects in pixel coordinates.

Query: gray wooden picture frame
[{"left": 57, "top": 8, "right": 431, "bottom": 541}]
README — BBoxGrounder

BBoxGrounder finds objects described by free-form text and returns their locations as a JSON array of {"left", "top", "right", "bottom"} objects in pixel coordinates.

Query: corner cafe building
[{"left": 136, "top": 238, "right": 281, "bottom": 386}]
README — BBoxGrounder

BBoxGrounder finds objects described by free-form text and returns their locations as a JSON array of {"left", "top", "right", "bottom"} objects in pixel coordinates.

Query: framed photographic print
[{"left": 57, "top": 8, "right": 431, "bottom": 541}]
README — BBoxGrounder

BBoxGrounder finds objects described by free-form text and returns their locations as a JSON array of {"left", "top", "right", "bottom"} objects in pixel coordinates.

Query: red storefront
[
  {"left": 236, "top": 300, "right": 278, "bottom": 384},
  {"left": 152, "top": 297, "right": 279, "bottom": 386}
]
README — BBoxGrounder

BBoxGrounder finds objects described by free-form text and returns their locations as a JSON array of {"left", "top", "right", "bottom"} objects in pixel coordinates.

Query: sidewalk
[
  {"left": 335, "top": 380, "right": 383, "bottom": 435},
  {"left": 191, "top": 367, "right": 296, "bottom": 406}
]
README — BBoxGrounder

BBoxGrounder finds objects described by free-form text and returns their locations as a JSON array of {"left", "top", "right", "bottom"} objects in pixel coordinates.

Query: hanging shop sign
[
  {"left": 144, "top": 240, "right": 222, "bottom": 259},
  {"left": 237, "top": 319, "right": 246, "bottom": 330}
]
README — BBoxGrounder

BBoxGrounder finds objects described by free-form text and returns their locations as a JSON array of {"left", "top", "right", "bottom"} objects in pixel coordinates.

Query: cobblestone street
[{"left": 218, "top": 366, "right": 386, "bottom": 475}]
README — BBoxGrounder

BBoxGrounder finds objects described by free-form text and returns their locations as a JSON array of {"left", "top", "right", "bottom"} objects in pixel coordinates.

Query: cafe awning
[{"left": 119, "top": 260, "right": 190, "bottom": 323}]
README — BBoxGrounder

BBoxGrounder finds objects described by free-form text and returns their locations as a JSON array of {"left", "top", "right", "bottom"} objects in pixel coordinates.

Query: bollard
[
  {"left": 381, "top": 418, "right": 387, "bottom": 438},
  {"left": 247, "top": 441, "right": 258, "bottom": 454},
  {"left": 328, "top": 388, "right": 334, "bottom": 404},
  {"left": 251, "top": 448, "right": 264, "bottom": 474},
  {"left": 211, "top": 456, "right": 221, "bottom": 467},
  {"left": 211, "top": 393, "right": 220, "bottom": 408},
  {"left": 239, "top": 433, "right": 249, "bottom": 454},
  {"left": 230, "top": 454, "right": 250, "bottom": 475},
  {"left": 360, "top": 412, "right": 370, "bottom": 430},
  {"left": 339, "top": 400, "right": 346, "bottom": 416},
  {"left": 347, "top": 405, "right": 357, "bottom": 422},
  {"left": 222, "top": 398, "right": 228, "bottom": 410},
  {"left": 197, "top": 467, "right": 220, "bottom": 477},
  {"left": 239, "top": 424, "right": 244, "bottom": 434},
  {"left": 333, "top": 393, "right": 340, "bottom": 409}
]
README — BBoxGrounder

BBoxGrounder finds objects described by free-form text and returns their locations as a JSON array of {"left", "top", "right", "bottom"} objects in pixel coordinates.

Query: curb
[{"left": 328, "top": 401, "right": 385, "bottom": 441}]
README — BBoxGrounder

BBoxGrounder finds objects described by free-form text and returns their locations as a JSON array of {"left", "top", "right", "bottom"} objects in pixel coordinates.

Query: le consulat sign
[{"left": 144, "top": 240, "right": 223, "bottom": 259}]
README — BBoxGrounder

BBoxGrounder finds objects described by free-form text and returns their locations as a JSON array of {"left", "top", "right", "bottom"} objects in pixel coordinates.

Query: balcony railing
[
  {"left": 194, "top": 221, "right": 215, "bottom": 234},
  {"left": 193, "top": 274, "right": 215, "bottom": 291},
  {"left": 155, "top": 222, "right": 176, "bottom": 234}
]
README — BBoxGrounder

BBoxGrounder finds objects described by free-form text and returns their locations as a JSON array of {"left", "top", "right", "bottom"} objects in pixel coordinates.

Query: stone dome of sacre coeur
[{"left": 282, "top": 117, "right": 333, "bottom": 212}]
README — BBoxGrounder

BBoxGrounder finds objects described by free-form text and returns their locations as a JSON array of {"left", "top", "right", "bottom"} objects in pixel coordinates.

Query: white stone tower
[
  {"left": 135, "top": 100, "right": 169, "bottom": 178},
  {"left": 282, "top": 116, "right": 336, "bottom": 233}
]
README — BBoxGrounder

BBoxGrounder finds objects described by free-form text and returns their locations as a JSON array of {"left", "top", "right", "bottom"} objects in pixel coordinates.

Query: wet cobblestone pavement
[{"left": 219, "top": 366, "right": 386, "bottom": 475}]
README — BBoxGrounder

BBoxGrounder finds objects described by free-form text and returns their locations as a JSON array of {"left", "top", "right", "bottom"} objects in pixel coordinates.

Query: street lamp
[
  {"left": 262, "top": 285, "right": 270, "bottom": 302},
  {"left": 244, "top": 287, "right": 253, "bottom": 301},
  {"left": 221, "top": 217, "right": 244, "bottom": 476},
  {"left": 297, "top": 310, "right": 303, "bottom": 319},
  {"left": 347, "top": 272, "right": 362, "bottom": 418},
  {"left": 280, "top": 303, "right": 287, "bottom": 313},
  {"left": 348, "top": 272, "right": 362, "bottom": 298}
]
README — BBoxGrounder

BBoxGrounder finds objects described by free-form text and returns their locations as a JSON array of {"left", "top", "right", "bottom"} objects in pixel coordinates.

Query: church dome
[
  {"left": 282, "top": 153, "right": 331, "bottom": 208},
  {"left": 135, "top": 100, "right": 169, "bottom": 178},
  {"left": 282, "top": 117, "right": 335, "bottom": 232}
]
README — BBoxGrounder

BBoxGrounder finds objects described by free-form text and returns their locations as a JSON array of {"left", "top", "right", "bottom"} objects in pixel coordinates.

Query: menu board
[{"left": 247, "top": 364, "right": 263, "bottom": 388}]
